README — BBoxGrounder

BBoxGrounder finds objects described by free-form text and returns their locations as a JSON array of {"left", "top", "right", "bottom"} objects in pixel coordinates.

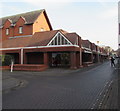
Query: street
[{"left": 2, "top": 61, "right": 118, "bottom": 109}]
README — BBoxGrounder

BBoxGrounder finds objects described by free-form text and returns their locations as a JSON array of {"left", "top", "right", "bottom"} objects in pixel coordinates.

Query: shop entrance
[{"left": 51, "top": 52, "right": 70, "bottom": 67}]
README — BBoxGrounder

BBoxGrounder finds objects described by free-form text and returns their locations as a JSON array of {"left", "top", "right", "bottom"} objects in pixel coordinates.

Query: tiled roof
[
  {"left": 91, "top": 43, "right": 97, "bottom": 51},
  {"left": 1, "top": 37, "right": 32, "bottom": 48},
  {"left": 0, "top": 9, "right": 44, "bottom": 27},
  {"left": 27, "top": 30, "right": 58, "bottom": 47},
  {"left": 82, "top": 40, "right": 91, "bottom": 49},
  {"left": 1, "top": 29, "right": 79, "bottom": 49},
  {"left": 65, "top": 33, "right": 79, "bottom": 45}
]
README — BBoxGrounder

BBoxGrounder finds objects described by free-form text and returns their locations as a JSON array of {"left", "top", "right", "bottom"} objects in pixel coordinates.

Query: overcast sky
[{"left": 0, "top": 0, "right": 118, "bottom": 50}]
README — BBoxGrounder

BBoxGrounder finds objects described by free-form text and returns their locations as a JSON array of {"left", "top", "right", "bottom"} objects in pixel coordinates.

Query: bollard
[{"left": 11, "top": 61, "right": 13, "bottom": 72}]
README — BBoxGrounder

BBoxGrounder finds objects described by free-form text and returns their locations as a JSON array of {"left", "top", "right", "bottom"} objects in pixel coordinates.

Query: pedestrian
[{"left": 110, "top": 57, "right": 115, "bottom": 67}]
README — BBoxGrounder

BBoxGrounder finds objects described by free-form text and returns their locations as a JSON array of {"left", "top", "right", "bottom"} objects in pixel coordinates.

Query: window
[
  {"left": 6, "top": 28, "right": 9, "bottom": 35},
  {"left": 48, "top": 32, "right": 72, "bottom": 46},
  {"left": 19, "top": 26, "right": 23, "bottom": 34},
  {"left": 58, "top": 33, "right": 61, "bottom": 45},
  {"left": 40, "top": 28, "right": 44, "bottom": 31}
]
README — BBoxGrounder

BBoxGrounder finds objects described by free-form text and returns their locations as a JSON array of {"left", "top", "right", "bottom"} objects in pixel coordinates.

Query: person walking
[{"left": 110, "top": 57, "right": 115, "bottom": 67}]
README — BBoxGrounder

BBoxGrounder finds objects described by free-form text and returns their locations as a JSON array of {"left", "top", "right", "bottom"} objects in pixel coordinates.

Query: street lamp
[{"left": 97, "top": 41, "right": 100, "bottom": 62}]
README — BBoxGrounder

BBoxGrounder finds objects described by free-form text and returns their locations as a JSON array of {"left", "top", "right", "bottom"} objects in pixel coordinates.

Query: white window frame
[
  {"left": 6, "top": 28, "right": 9, "bottom": 35},
  {"left": 40, "top": 28, "right": 44, "bottom": 31},
  {"left": 19, "top": 26, "right": 23, "bottom": 34},
  {"left": 47, "top": 32, "right": 73, "bottom": 46}
]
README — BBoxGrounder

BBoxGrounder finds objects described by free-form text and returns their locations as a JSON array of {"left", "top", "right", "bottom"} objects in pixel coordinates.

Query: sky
[{"left": 0, "top": 0, "right": 119, "bottom": 50}]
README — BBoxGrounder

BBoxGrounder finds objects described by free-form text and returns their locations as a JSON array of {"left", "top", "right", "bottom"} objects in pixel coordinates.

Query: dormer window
[
  {"left": 6, "top": 28, "right": 9, "bottom": 35},
  {"left": 19, "top": 26, "right": 23, "bottom": 34}
]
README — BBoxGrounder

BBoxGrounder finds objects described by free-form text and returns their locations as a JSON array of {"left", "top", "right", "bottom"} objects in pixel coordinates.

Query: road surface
[{"left": 2, "top": 61, "right": 118, "bottom": 109}]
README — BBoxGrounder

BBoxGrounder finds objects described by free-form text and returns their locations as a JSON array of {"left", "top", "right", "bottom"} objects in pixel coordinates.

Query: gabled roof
[
  {"left": 65, "top": 33, "right": 79, "bottom": 45},
  {"left": 28, "top": 30, "right": 58, "bottom": 47},
  {"left": 91, "top": 43, "right": 97, "bottom": 51},
  {"left": 1, "top": 29, "right": 79, "bottom": 49},
  {"left": 82, "top": 40, "right": 91, "bottom": 48},
  {"left": 0, "top": 9, "right": 52, "bottom": 30}
]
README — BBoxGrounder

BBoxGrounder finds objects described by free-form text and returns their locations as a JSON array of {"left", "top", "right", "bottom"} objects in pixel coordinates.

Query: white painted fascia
[
  {"left": 92, "top": 50, "right": 96, "bottom": 52},
  {"left": 84, "top": 50, "right": 92, "bottom": 54},
  {"left": 82, "top": 47, "right": 91, "bottom": 51},
  {"left": 0, "top": 45, "right": 79, "bottom": 51},
  {"left": 101, "top": 53, "right": 107, "bottom": 56},
  {"left": 7, "top": 19, "right": 12, "bottom": 23},
  {"left": 1, "top": 47, "right": 23, "bottom": 50}
]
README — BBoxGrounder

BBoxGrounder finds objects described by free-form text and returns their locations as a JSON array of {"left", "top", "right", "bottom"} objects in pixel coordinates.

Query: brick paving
[
  {"left": 93, "top": 59, "right": 119, "bottom": 110},
  {"left": 2, "top": 61, "right": 118, "bottom": 109}
]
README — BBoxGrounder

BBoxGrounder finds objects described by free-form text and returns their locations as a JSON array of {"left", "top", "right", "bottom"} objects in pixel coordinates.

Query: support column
[
  {"left": 20, "top": 48, "right": 23, "bottom": 64},
  {"left": 97, "top": 47, "right": 100, "bottom": 63},
  {"left": 91, "top": 53, "right": 93, "bottom": 63},
  {"left": 70, "top": 52, "right": 77, "bottom": 69},
  {"left": 44, "top": 52, "right": 49, "bottom": 66},
  {"left": 76, "top": 52, "right": 80, "bottom": 68},
  {"left": 79, "top": 48, "right": 82, "bottom": 67}
]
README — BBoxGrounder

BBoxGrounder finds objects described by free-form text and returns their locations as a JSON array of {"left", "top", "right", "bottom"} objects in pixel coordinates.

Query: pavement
[
  {"left": 98, "top": 58, "right": 119, "bottom": 109},
  {"left": 92, "top": 58, "right": 119, "bottom": 109},
  {"left": 2, "top": 61, "right": 119, "bottom": 109},
  {"left": 92, "top": 65, "right": 118, "bottom": 109}
]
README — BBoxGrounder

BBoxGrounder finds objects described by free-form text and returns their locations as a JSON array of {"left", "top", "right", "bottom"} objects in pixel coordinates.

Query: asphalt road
[{"left": 2, "top": 61, "right": 118, "bottom": 109}]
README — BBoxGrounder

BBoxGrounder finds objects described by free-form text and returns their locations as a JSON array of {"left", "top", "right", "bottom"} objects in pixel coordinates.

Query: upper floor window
[
  {"left": 6, "top": 28, "right": 9, "bottom": 35},
  {"left": 40, "top": 28, "right": 44, "bottom": 32},
  {"left": 19, "top": 26, "right": 23, "bottom": 34}
]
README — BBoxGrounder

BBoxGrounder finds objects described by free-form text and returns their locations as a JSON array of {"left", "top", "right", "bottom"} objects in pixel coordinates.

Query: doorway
[{"left": 51, "top": 52, "right": 70, "bottom": 67}]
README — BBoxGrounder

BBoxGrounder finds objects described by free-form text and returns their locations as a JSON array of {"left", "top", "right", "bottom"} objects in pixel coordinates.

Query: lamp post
[{"left": 97, "top": 41, "right": 100, "bottom": 62}]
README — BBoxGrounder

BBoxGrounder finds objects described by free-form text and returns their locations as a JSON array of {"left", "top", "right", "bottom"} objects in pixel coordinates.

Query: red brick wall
[
  {"left": 13, "top": 64, "right": 48, "bottom": 71},
  {"left": 0, "top": 66, "right": 10, "bottom": 70},
  {"left": 14, "top": 17, "right": 33, "bottom": 36},
  {"left": 2, "top": 19, "right": 12, "bottom": 41},
  {"left": 2, "top": 17, "right": 33, "bottom": 41},
  {"left": 1, "top": 12, "right": 52, "bottom": 42}
]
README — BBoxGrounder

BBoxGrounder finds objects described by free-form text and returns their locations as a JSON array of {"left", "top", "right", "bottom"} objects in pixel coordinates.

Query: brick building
[
  {"left": 0, "top": 9, "right": 52, "bottom": 42},
  {"left": 0, "top": 9, "right": 108, "bottom": 71}
]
